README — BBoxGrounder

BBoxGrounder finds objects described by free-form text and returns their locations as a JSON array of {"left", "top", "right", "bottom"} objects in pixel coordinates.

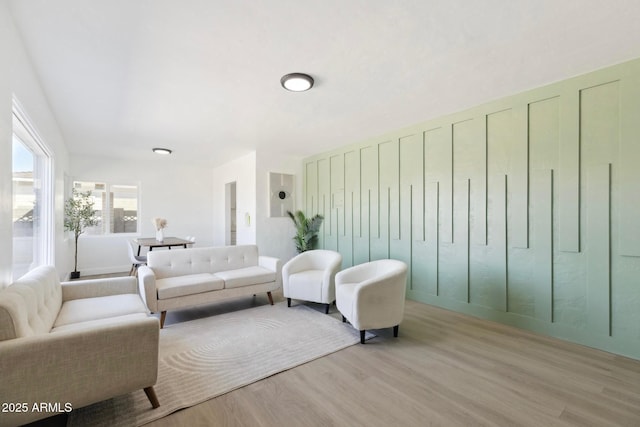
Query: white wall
[
  {"left": 212, "top": 151, "right": 256, "bottom": 246},
  {"left": 211, "top": 150, "right": 304, "bottom": 263},
  {"left": 255, "top": 150, "right": 303, "bottom": 263},
  {"left": 0, "top": 4, "right": 70, "bottom": 286},
  {"left": 70, "top": 153, "right": 214, "bottom": 275}
]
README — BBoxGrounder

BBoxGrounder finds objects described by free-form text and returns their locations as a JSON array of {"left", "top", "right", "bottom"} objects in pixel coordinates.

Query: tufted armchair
[
  {"left": 282, "top": 250, "right": 343, "bottom": 314},
  {"left": 335, "top": 259, "right": 408, "bottom": 343}
]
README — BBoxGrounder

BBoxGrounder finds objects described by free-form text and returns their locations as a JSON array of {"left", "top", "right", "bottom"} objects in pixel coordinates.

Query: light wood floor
[
  {"left": 33, "top": 279, "right": 640, "bottom": 427},
  {"left": 149, "top": 290, "right": 640, "bottom": 427}
]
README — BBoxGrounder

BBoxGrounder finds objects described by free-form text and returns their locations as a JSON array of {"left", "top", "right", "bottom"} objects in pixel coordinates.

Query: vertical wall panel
[
  {"left": 449, "top": 121, "right": 474, "bottom": 302},
  {"left": 317, "top": 158, "right": 330, "bottom": 249},
  {"left": 330, "top": 154, "right": 344, "bottom": 239},
  {"left": 529, "top": 97, "right": 559, "bottom": 323},
  {"left": 486, "top": 111, "right": 510, "bottom": 311},
  {"left": 586, "top": 164, "right": 611, "bottom": 336},
  {"left": 399, "top": 134, "right": 422, "bottom": 287},
  {"left": 532, "top": 169, "right": 553, "bottom": 322},
  {"left": 379, "top": 140, "right": 400, "bottom": 241},
  {"left": 359, "top": 146, "right": 378, "bottom": 262},
  {"left": 305, "top": 161, "right": 318, "bottom": 214},
  {"left": 619, "top": 75, "right": 640, "bottom": 256},
  {"left": 400, "top": 134, "right": 423, "bottom": 242},
  {"left": 510, "top": 105, "right": 530, "bottom": 248},
  {"left": 453, "top": 118, "right": 486, "bottom": 246},
  {"left": 424, "top": 181, "right": 439, "bottom": 295},
  {"left": 360, "top": 146, "right": 378, "bottom": 239},
  {"left": 475, "top": 115, "right": 488, "bottom": 245},
  {"left": 558, "top": 89, "right": 581, "bottom": 252},
  {"left": 342, "top": 151, "right": 359, "bottom": 267},
  {"left": 425, "top": 127, "right": 453, "bottom": 243},
  {"left": 529, "top": 97, "right": 560, "bottom": 170},
  {"left": 581, "top": 81, "right": 619, "bottom": 337},
  {"left": 487, "top": 109, "right": 511, "bottom": 175},
  {"left": 344, "top": 151, "right": 360, "bottom": 238}
]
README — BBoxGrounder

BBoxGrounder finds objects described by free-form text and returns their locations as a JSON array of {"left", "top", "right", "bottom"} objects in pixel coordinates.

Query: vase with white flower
[{"left": 153, "top": 217, "right": 167, "bottom": 242}]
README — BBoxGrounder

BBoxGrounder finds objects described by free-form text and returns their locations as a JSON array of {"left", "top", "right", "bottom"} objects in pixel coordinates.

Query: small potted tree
[
  {"left": 287, "top": 210, "right": 324, "bottom": 253},
  {"left": 64, "top": 188, "right": 99, "bottom": 279}
]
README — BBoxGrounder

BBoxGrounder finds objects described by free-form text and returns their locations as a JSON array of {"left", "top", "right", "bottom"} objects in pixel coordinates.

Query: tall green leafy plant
[
  {"left": 64, "top": 188, "right": 99, "bottom": 277},
  {"left": 287, "top": 210, "right": 324, "bottom": 253}
]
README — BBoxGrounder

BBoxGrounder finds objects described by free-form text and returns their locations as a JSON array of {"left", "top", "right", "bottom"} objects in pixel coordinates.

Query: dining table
[{"left": 134, "top": 237, "right": 192, "bottom": 256}]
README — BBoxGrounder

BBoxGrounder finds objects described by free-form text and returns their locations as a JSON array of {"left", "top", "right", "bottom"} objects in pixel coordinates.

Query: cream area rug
[{"left": 68, "top": 302, "right": 366, "bottom": 426}]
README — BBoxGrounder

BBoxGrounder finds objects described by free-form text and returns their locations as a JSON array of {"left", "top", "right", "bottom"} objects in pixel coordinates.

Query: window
[
  {"left": 73, "top": 181, "right": 139, "bottom": 235},
  {"left": 12, "top": 99, "right": 54, "bottom": 280}
]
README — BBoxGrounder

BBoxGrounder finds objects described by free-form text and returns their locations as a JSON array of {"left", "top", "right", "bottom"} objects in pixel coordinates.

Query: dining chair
[{"left": 127, "top": 239, "right": 147, "bottom": 276}]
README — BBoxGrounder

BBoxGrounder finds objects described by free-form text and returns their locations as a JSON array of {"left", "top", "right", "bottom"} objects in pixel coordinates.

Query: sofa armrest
[
  {"left": 138, "top": 266, "right": 158, "bottom": 312},
  {"left": 0, "top": 316, "right": 159, "bottom": 426},
  {"left": 61, "top": 276, "right": 138, "bottom": 302},
  {"left": 259, "top": 256, "right": 282, "bottom": 287}
]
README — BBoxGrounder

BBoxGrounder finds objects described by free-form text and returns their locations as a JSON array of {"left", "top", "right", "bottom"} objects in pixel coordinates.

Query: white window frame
[
  {"left": 71, "top": 180, "right": 141, "bottom": 236},
  {"left": 12, "top": 96, "right": 55, "bottom": 277}
]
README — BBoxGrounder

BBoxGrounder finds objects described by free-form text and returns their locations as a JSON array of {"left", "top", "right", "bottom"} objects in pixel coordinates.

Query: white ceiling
[{"left": 8, "top": 0, "right": 640, "bottom": 167}]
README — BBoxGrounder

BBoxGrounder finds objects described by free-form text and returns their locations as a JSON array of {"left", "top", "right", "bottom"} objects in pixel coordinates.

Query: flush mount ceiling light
[
  {"left": 280, "top": 73, "right": 314, "bottom": 92},
  {"left": 152, "top": 148, "right": 172, "bottom": 155}
]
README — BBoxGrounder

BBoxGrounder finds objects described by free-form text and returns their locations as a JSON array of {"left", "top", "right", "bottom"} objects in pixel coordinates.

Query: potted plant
[
  {"left": 287, "top": 210, "right": 324, "bottom": 253},
  {"left": 64, "top": 188, "right": 99, "bottom": 279}
]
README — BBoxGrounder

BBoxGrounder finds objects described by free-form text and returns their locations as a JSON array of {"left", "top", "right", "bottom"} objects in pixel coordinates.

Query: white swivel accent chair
[
  {"left": 335, "top": 259, "right": 408, "bottom": 344},
  {"left": 282, "top": 250, "right": 343, "bottom": 314}
]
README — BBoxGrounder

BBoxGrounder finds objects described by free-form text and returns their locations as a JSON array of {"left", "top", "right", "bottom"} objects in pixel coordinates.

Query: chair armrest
[
  {"left": 259, "top": 256, "right": 282, "bottom": 287},
  {"left": 61, "top": 276, "right": 138, "bottom": 301},
  {"left": 138, "top": 266, "right": 158, "bottom": 312},
  {"left": 320, "top": 256, "right": 343, "bottom": 302},
  {"left": 0, "top": 316, "right": 159, "bottom": 426}
]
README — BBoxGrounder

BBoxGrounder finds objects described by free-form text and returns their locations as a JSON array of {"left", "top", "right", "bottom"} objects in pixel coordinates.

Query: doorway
[{"left": 225, "top": 181, "right": 236, "bottom": 245}]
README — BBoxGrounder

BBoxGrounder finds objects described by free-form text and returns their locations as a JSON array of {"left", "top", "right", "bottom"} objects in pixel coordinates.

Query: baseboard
[{"left": 70, "top": 264, "right": 130, "bottom": 278}]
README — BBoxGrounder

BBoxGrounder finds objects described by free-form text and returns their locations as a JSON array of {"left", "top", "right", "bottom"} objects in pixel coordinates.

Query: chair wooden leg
[
  {"left": 144, "top": 386, "right": 160, "bottom": 408},
  {"left": 160, "top": 311, "right": 167, "bottom": 329},
  {"left": 325, "top": 303, "right": 330, "bottom": 314},
  {"left": 287, "top": 298, "right": 291, "bottom": 307},
  {"left": 360, "top": 330, "right": 366, "bottom": 344},
  {"left": 393, "top": 325, "right": 399, "bottom": 338},
  {"left": 267, "top": 291, "right": 274, "bottom": 305}
]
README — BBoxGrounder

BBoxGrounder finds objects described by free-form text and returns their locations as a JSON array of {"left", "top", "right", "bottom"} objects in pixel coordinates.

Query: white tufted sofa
[
  {"left": 138, "top": 245, "right": 281, "bottom": 328},
  {"left": 0, "top": 265, "right": 160, "bottom": 427}
]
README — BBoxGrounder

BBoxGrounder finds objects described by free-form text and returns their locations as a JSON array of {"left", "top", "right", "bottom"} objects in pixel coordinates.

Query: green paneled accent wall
[{"left": 303, "top": 57, "right": 640, "bottom": 360}]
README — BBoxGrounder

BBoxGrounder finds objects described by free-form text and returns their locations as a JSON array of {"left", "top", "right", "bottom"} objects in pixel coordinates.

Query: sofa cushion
[
  {"left": 156, "top": 273, "right": 224, "bottom": 300},
  {"left": 287, "top": 270, "right": 325, "bottom": 301},
  {"left": 51, "top": 312, "right": 151, "bottom": 333},
  {"left": 54, "top": 294, "right": 148, "bottom": 328},
  {"left": 215, "top": 266, "right": 276, "bottom": 289},
  {"left": 0, "top": 266, "right": 62, "bottom": 340}
]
